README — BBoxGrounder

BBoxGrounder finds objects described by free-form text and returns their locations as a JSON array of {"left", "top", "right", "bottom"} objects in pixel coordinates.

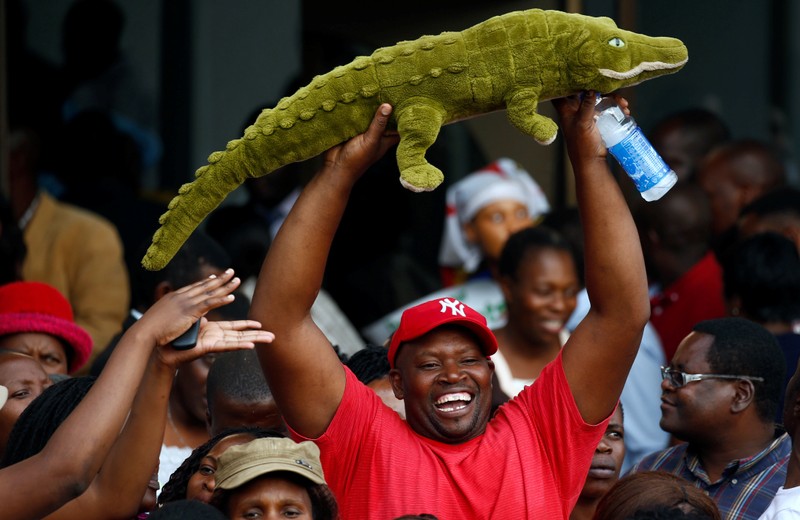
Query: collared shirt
[{"left": 630, "top": 433, "right": 791, "bottom": 520}]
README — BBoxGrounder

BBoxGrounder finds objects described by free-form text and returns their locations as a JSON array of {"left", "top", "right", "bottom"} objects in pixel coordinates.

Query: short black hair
[
  {"left": 723, "top": 232, "right": 800, "bottom": 323},
  {"left": 497, "top": 225, "right": 576, "bottom": 281},
  {"left": 345, "top": 344, "right": 391, "bottom": 385},
  {"left": 206, "top": 350, "right": 272, "bottom": 414},
  {"left": 693, "top": 318, "right": 785, "bottom": 422},
  {"left": 130, "top": 230, "right": 230, "bottom": 309},
  {"left": 739, "top": 186, "right": 800, "bottom": 221},
  {"left": 628, "top": 505, "right": 717, "bottom": 520}
]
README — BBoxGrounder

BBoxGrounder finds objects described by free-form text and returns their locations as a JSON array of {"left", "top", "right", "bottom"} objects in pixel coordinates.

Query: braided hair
[
  {"left": 345, "top": 344, "right": 391, "bottom": 386},
  {"left": 157, "top": 426, "right": 283, "bottom": 506},
  {"left": 1, "top": 376, "right": 95, "bottom": 467}
]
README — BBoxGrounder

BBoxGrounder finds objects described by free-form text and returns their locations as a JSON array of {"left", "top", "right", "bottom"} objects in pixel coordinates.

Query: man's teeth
[{"left": 435, "top": 393, "right": 472, "bottom": 411}]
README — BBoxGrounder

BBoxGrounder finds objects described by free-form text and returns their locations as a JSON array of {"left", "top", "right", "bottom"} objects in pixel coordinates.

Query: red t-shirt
[
  {"left": 291, "top": 353, "right": 608, "bottom": 520},
  {"left": 650, "top": 251, "right": 727, "bottom": 362}
]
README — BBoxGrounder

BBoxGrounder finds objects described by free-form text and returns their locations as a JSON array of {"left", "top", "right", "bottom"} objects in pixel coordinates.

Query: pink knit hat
[{"left": 0, "top": 281, "right": 93, "bottom": 373}]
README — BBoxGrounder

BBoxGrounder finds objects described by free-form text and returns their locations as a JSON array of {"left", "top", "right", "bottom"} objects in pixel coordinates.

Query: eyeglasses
[{"left": 660, "top": 366, "right": 764, "bottom": 389}]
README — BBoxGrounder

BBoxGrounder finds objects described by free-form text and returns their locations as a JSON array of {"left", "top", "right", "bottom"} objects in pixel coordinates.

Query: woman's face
[
  {"left": 0, "top": 332, "right": 70, "bottom": 375},
  {"left": 502, "top": 248, "right": 580, "bottom": 345},
  {"left": 464, "top": 200, "right": 534, "bottom": 263},
  {"left": 226, "top": 475, "right": 313, "bottom": 520},
  {"left": 0, "top": 353, "right": 52, "bottom": 454},
  {"left": 186, "top": 433, "right": 256, "bottom": 503}
]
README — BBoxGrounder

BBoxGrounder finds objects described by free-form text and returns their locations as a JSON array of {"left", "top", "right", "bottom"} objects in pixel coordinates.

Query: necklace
[{"left": 166, "top": 405, "right": 190, "bottom": 448}]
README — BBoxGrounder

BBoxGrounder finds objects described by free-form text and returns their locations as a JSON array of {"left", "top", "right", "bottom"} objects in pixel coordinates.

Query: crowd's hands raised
[
  {"left": 34, "top": 269, "right": 274, "bottom": 520},
  {"left": 155, "top": 316, "right": 274, "bottom": 370},
  {"left": 552, "top": 91, "right": 630, "bottom": 165},
  {"left": 132, "top": 269, "right": 274, "bottom": 366}
]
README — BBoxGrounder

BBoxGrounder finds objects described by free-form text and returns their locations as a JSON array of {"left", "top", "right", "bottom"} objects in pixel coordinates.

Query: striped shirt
[{"left": 630, "top": 433, "right": 791, "bottom": 520}]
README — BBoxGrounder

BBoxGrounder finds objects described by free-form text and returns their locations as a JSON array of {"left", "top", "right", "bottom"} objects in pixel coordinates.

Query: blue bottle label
[{"left": 608, "top": 127, "right": 671, "bottom": 192}]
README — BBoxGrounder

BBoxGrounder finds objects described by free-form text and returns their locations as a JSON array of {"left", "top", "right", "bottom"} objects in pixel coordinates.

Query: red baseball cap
[
  {"left": 0, "top": 281, "right": 93, "bottom": 373},
  {"left": 387, "top": 297, "right": 498, "bottom": 368}
]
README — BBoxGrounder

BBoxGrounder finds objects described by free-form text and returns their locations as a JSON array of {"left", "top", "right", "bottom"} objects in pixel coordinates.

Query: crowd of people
[{"left": 4, "top": 1, "right": 800, "bottom": 519}]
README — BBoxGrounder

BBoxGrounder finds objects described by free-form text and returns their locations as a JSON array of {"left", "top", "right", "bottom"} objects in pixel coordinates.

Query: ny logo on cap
[{"left": 439, "top": 298, "right": 466, "bottom": 317}]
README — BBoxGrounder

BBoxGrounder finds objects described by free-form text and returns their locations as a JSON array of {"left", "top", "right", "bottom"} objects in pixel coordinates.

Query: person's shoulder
[
  {"left": 630, "top": 443, "right": 686, "bottom": 473},
  {"left": 44, "top": 194, "right": 121, "bottom": 237}
]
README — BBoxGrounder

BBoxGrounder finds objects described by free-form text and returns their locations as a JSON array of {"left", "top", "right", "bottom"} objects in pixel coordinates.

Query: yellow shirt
[{"left": 22, "top": 192, "right": 129, "bottom": 366}]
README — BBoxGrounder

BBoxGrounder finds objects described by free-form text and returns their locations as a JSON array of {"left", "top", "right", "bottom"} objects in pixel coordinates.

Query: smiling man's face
[
  {"left": 659, "top": 332, "right": 735, "bottom": 443},
  {"left": 390, "top": 326, "right": 494, "bottom": 444}
]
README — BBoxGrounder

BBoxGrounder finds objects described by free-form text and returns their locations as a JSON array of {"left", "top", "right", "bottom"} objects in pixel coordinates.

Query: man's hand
[
  {"left": 553, "top": 91, "right": 629, "bottom": 165},
  {"left": 322, "top": 103, "right": 400, "bottom": 181}
]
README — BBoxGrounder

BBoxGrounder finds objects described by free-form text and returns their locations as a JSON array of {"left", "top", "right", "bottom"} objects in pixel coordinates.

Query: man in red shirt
[
  {"left": 250, "top": 95, "right": 650, "bottom": 519},
  {"left": 639, "top": 182, "right": 726, "bottom": 361}
]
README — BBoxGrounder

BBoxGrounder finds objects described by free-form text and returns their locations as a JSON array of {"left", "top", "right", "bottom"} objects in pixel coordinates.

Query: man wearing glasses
[{"left": 630, "top": 317, "right": 789, "bottom": 520}]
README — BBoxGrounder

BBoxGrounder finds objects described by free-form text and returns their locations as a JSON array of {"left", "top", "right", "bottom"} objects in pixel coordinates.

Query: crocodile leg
[
  {"left": 506, "top": 89, "right": 558, "bottom": 145},
  {"left": 394, "top": 98, "right": 447, "bottom": 192}
]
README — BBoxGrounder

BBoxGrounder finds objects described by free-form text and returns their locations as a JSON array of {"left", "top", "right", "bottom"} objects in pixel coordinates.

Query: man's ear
[
  {"left": 205, "top": 406, "right": 214, "bottom": 436},
  {"left": 731, "top": 379, "right": 756, "bottom": 414},
  {"left": 389, "top": 368, "right": 405, "bottom": 400},
  {"left": 789, "top": 390, "right": 800, "bottom": 427}
]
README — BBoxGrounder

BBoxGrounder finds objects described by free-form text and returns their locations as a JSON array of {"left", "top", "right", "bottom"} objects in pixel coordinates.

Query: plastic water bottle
[{"left": 594, "top": 95, "right": 677, "bottom": 201}]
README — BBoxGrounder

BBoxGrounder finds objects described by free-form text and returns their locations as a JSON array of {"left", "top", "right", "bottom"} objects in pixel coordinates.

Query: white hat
[{"left": 438, "top": 158, "right": 550, "bottom": 272}]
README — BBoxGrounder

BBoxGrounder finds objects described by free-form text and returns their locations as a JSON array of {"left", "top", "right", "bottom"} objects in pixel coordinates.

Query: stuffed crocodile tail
[
  {"left": 143, "top": 98, "right": 381, "bottom": 270},
  {"left": 143, "top": 8, "right": 688, "bottom": 270}
]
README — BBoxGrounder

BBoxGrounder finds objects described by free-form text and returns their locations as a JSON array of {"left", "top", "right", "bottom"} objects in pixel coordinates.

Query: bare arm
[
  {"left": 251, "top": 104, "right": 399, "bottom": 438},
  {"left": 553, "top": 93, "right": 650, "bottom": 424},
  {"left": 0, "top": 271, "right": 252, "bottom": 520},
  {"left": 45, "top": 316, "right": 273, "bottom": 520}
]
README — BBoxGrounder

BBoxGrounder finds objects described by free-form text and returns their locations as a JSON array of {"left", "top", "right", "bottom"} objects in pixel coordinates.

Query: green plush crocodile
[{"left": 143, "top": 8, "right": 687, "bottom": 270}]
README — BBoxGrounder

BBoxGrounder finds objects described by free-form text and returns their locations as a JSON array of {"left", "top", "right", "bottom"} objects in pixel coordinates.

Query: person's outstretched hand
[
  {"left": 322, "top": 103, "right": 400, "bottom": 181},
  {"left": 553, "top": 91, "right": 630, "bottom": 165},
  {"left": 155, "top": 317, "right": 274, "bottom": 370},
  {"left": 134, "top": 268, "right": 246, "bottom": 348}
]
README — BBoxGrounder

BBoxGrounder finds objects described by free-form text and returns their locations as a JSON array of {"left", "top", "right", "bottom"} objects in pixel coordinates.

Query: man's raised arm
[
  {"left": 554, "top": 93, "right": 651, "bottom": 425},
  {"left": 250, "top": 104, "right": 399, "bottom": 438}
]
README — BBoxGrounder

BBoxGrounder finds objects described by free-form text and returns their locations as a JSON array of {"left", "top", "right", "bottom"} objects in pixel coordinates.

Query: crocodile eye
[{"left": 608, "top": 37, "right": 625, "bottom": 48}]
